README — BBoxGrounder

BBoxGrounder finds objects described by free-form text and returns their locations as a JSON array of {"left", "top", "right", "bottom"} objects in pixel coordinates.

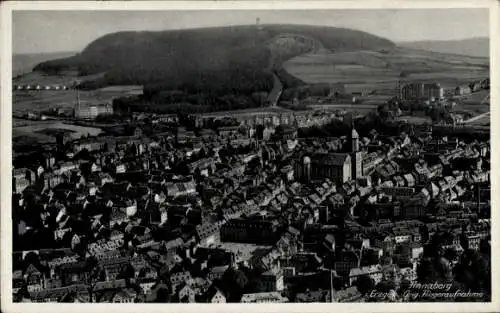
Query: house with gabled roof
[
  {"left": 175, "top": 283, "right": 196, "bottom": 303},
  {"left": 205, "top": 285, "right": 226, "bottom": 303},
  {"left": 24, "top": 263, "right": 45, "bottom": 293},
  {"left": 331, "top": 286, "right": 363, "bottom": 302}
]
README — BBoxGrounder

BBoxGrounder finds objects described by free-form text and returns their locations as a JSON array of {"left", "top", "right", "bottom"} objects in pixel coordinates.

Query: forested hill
[{"left": 33, "top": 24, "right": 395, "bottom": 93}]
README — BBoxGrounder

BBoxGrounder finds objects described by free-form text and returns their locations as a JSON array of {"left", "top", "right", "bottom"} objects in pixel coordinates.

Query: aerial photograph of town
[{"left": 10, "top": 8, "right": 491, "bottom": 304}]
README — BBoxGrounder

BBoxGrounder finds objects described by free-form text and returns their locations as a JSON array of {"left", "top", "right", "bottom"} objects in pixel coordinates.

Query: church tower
[
  {"left": 350, "top": 121, "right": 363, "bottom": 180},
  {"left": 351, "top": 128, "right": 359, "bottom": 153},
  {"left": 256, "top": 17, "right": 263, "bottom": 30},
  {"left": 302, "top": 156, "right": 311, "bottom": 182}
]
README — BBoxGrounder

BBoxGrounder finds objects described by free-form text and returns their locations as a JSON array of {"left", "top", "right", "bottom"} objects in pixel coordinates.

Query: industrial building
[
  {"left": 73, "top": 90, "right": 113, "bottom": 119},
  {"left": 400, "top": 83, "right": 443, "bottom": 101}
]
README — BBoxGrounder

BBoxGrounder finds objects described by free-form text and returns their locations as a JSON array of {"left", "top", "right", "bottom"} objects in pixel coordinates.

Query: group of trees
[
  {"left": 298, "top": 108, "right": 401, "bottom": 139},
  {"left": 350, "top": 232, "right": 491, "bottom": 302},
  {"left": 281, "top": 83, "right": 336, "bottom": 102},
  {"left": 113, "top": 90, "right": 267, "bottom": 115},
  {"left": 415, "top": 232, "right": 491, "bottom": 301},
  {"left": 378, "top": 97, "right": 456, "bottom": 124},
  {"left": 426, "top": 106, "right": 452, "bottom": 123},
  {"left": 298, "top": 119, "right": 352, "bottom": 138}
]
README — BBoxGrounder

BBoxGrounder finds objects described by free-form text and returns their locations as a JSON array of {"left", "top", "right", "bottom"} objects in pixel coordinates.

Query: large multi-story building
[
  {"left": 74, "top": 102, "right": 113, "bottom": 119},
  {"left": 258, "top": 269, "right": 284, "bottom": 292},
  {"left": 401, "top": 83, "right": 443, "bottom": 101},
  {"left": 73, "top": 89, "right": 113, "bottom": 120},
  {"left": 240, "top": 292, "right": 289, "bottom": 303},
  {"left": 295, "top": 125, "right": 362, "bottom": 183},
  {"left": 13, "top": 168, "right": 34, "bottom": 194},
  {"left": 297, "top": 153, "right": 352, "bottom": 183}
]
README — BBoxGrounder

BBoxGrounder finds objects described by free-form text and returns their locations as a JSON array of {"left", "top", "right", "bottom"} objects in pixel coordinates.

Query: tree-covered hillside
[{"left": 34, "top": 24, "right": 395, "bottom": 93}]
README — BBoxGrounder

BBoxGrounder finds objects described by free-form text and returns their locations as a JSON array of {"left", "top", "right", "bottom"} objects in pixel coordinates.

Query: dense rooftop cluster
[{"left": 12, "top": 112, "right": 491, "bottom": 303}]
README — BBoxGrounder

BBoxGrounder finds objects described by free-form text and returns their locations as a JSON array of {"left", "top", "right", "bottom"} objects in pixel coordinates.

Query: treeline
[
  {"left": 299, "top": 110, "right": 401, "bottom": 138},
  {"left": 282, "top": 83, "right": 339, "bottom": 101},
  {"left": 113, "top": 92, "right": 264, "bottom": 115}
]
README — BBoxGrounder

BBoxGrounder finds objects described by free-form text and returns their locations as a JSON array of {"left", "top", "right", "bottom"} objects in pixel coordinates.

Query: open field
[
  {"left": 357, "top": 94, "right": 394, "bottom": 105},
  {"left": 13, "top": 121, "right": 103, "bottom": 143},
  {"left": 398, "top": 38, "right": 489, "bottom": 58},
  {"left": 13, "top": 70, "right": 143, "bottom": 115},
  {"left": 13, "top": 84, "right": 143, "bottom": 115},
  {"left": 471, "top": 117, "right": 490, "bottom": 126},
  {"left": 453, "top": 89, "right": 490, "bottom": 117},
  {"left": 464, "top": 112, "right": 490, "bottom": 126},
  {"left": 284, "top": 47, "right": 489, "bottom": 94},
  {"left": 95, "top": 85, "right": 143, "bottom": 95},
  {"left": 455, "top": 103, "right": 490, "bottom": 116},
  {"left": 460, "top": 90, "right": 490, "bottom": 105}
]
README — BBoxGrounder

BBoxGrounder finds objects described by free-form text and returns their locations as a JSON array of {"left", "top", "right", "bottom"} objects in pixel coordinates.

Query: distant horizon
[
  {"left": 13, "top": 9, "right": 490, "bottom": 54},
  {"left": 396, "top": 36, "right": 489, "bottom": 43},
  {"left": 12, "top": 33, "right": 490, "bottom": 56},
  {"left": 14, "top": 50, "right": 78, "bottom": 56}
]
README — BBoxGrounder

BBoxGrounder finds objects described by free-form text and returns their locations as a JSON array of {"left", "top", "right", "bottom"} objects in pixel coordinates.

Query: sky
[{"left": 13, "top": 9, "right": 490, "bottom": 54}]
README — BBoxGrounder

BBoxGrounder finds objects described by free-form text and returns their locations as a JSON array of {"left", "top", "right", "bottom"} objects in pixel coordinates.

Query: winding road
[
  {"left": 264, "top": 53, "right": 284, "bottom": 107},
  {"left": 264, "top": 34, "right": 320, "bottom": 107},
  {"left": 267, "top": 70, "right": 283, "bottom": 107}
]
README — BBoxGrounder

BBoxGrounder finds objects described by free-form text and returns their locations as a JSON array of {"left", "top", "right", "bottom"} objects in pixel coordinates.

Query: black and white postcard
[{"left": 1, "top": 1, "right": 498, "bottom": 312}]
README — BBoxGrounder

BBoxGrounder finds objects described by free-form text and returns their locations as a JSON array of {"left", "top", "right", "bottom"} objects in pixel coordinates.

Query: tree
[
  {"left": 155, "top": 286, "right": 171, "bottom": 303},
  {"left": 23, "top": 251, "right": 41, "bottom": 267},
  {"left": 416, "top": 257, "right": 440, "bottom": 283},
  {"left": 454, "top": 249, "right": 490, "bottom": 295},
  {"left": 361, "top": 250, "right": 380, "bottom": 267},
  {"left": 398, "top": 278, "right": 412, "bottom": 296},
  {"left": 375, "top": 280, "right": 396, "bottom": 293},
  {"left": 377, "top": 103, "right": 391, "bottom": 120},
  {"left": 75, "top": 148, "right": 92, "bottom": 161},
  {"left": 354, "top": 274, "right": 375, "bottom": 295},
  {"left": 83, "top": 256, "right": 102, "bottom": 303},
  {"left": 117, "top": 263, "right": 136, "bottom": 282},
  {"left": 220, "top": 268, "right": 249, "bottom": 302},
  {"left": 158, "top": 264, "right": 171, "bottom": 281},
  {"left": 387, "top": 97, "right": 399, "bottom": 111}
]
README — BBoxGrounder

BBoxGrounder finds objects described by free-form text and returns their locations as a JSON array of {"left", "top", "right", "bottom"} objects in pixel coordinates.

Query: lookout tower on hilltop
[{"left": 256, "top": 17, "right": 263, "bottom": 30}]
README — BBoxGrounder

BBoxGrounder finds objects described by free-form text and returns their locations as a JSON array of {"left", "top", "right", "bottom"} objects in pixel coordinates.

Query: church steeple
[
  {"left": 350, "top": 118, "right": 359, "bottom": 153},
  {"left": 351, "top": 129, "right": 359, "bottom": 152},
  {"left": 349, "top": 114, "right": 362, "bottom": 180}
]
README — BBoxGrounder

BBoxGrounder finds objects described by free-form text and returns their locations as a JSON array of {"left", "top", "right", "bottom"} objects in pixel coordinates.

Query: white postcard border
[{"left": 1, "top": 1, "right": 498, "bottom": 313}]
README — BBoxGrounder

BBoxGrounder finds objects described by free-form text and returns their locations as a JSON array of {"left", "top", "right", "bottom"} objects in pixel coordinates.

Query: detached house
[
  {"left": 24, "top": 264, "right": 45, "bottom": 293},
  {"left": 349, "top": 264, "right": 383, "bottom": 286},
  {"left": 176, "top": 283, "right": 196, "bottom": 303},
  {"left": 205, "top": 286, "right": 226, "bottom": 303}
]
